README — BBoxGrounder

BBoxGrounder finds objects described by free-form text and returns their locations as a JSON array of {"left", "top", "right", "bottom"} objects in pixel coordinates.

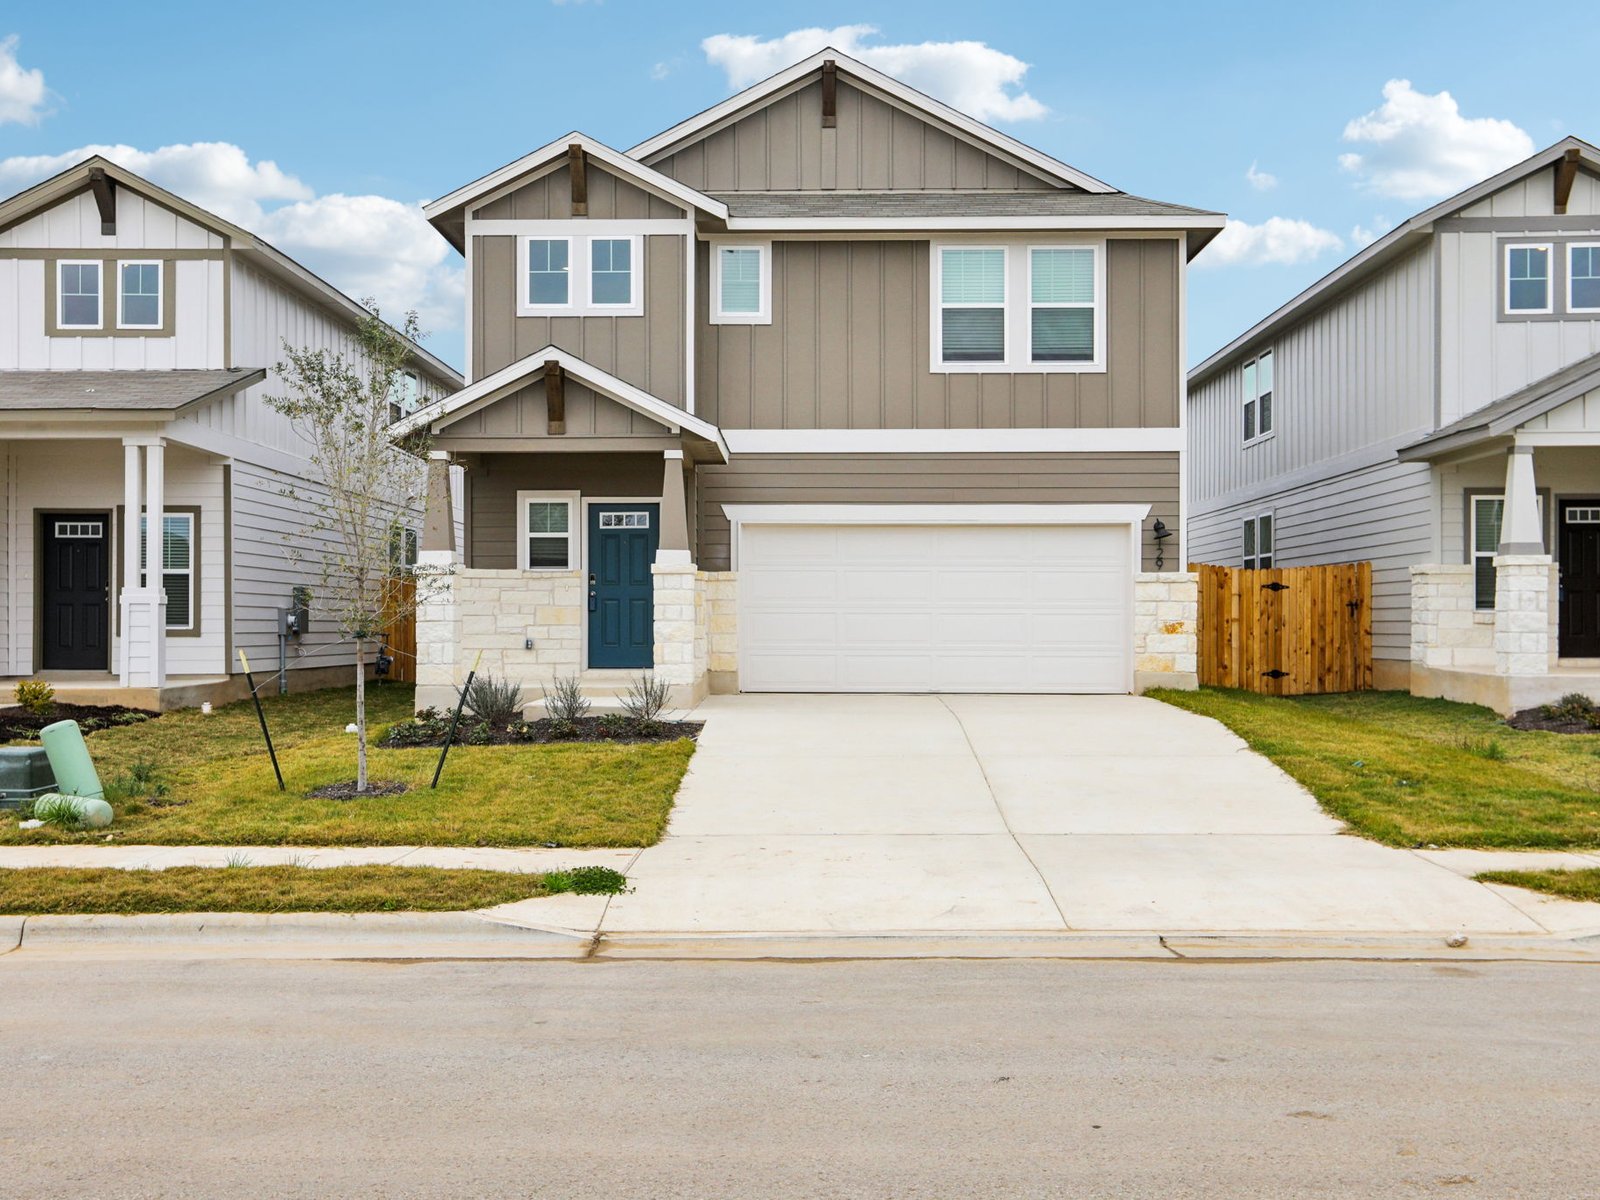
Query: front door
[
  {"left": 1559, "top": 500, "right": 1600, "bottom": 658},
  {"left": 587, "top": 503, "right": 660, "bottom": 669},
  {"left": 40, "top": 512, "right": 111, "bottom": 670}
]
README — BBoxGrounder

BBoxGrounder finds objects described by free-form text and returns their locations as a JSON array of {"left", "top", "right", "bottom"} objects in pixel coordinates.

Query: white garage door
[{"left": 738, "top": 523, "right": 1133, "bottom": 693}]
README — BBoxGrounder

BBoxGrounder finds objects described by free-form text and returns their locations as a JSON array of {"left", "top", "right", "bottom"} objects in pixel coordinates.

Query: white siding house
[{"left": 0, "top": 157, "right": 461, "bottom": 708}]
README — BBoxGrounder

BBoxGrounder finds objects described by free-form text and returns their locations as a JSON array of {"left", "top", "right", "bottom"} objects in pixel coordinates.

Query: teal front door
[{"left": 587, "top": 503, "right": 659, "bottom": 669}]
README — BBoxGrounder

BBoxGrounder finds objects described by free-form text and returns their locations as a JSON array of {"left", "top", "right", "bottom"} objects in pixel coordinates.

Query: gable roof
[
  {"left": 0, "top": 368, "right": 266, "bottom": 414},
  {"left": 1399, "top": 349, "right": 1600, "bottom": 461},
  {"left": 0, "top": 157, "right": 462, "bottom": 390},
  {"left": 424, "top": 132, "right": 729, "bottom": 252},
  {"left": 1190, "top": 136, "right": 1600, "bottom": 389},
  {"left": 390, "top": 345, "right": 729, "bottom": 460},
  {"left": 628, "top": 48, "right": 1116, "bottom": 196}
]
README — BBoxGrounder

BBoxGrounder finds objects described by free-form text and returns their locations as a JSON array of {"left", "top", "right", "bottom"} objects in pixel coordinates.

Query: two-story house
[
  {"left": 1189, "top": 137, "right": 1600, "bottom": 714},
  {"left": 399, "top": 49, "right": 1224, "bottom": 709},
  {"left": 0, "top": 157, "right": 460, "bottom": 708}
]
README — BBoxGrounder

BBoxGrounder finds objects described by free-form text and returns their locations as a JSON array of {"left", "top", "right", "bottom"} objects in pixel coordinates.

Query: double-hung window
[
  {"left": 387, "top": 370, "right": 421, "bottom": 425},
  {"left": 939, "top": 247, "right": 1007, "bottom": 363},
  {"left": 1243, "top": 514, "right": 1273, "bottom": 569},
  {"left": 118, "top": 261, "right": 162, "bottom": 329},
  {"left": 1469, "top": 493, "right": 1546, "bottom": 609},
  {"left": 1505, "top": 244, "right": 1552, "bottom": 314},
  {"left": 1570, "top": 244, "right": 1600, "bottom": 313},
  {"left": 932, "top": 242, "right": 1104, "bottom": 371},
  {"left": 525, "top": 238, "right": 571, "bottom": 308},
  {"left": 1243, "top": 350, "right": 1274, "bottom": 442},
  {"left": 589, "top": 238, "right": 635, "bottom": 307},
  {"left": 518, "top": 235, "right": 642, "bottom": 316},
  {"left": 1029, "top": 248, "right": 1095, "bottom": 362},
  {"left": 519, "top": 494, "right": 576, "bottom": 570},
  {"left": 140, "top": 513, "right": 195, "bottom": 631},
  {"left": 57, "top": 261, "right": 102, "bottom": 330},
  {"left": 711, "top": 243, "right": 771, "bottom": 324}
]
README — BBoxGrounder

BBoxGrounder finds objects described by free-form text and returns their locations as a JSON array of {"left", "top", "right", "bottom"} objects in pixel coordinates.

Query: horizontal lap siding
[
  {"left": 695, "top": 452, "right": 1179, "bottom": 571},
  {"left": 1188, "top": 458, "right": 1434, "bottom": 662}
]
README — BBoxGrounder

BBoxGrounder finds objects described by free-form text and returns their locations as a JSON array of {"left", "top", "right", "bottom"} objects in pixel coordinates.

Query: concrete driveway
[{"left": 599, "top": 694, "right": 1562, "bottom": 936}]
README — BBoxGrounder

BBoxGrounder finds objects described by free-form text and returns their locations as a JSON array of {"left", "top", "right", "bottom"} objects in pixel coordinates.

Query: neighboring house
[
  {"left": 1189, "top": 137, "right": 1600, "bottom": 714},
  {"left": 399, "top": 48, "right": 1224, "bottom": 709},
  {"left": 0, "top": 158, "right": 461, "bottom": 708}
]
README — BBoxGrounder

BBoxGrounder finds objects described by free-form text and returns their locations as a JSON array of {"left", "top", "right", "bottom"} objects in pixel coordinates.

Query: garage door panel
[{"left": 841, "top": 569, "right": 937, "bottom": 603}]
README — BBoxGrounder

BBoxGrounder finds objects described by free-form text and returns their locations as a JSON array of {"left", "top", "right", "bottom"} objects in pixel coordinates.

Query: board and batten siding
[
  {"left": 439, "top": 378, "right": 674, "bottom": 440},
  {"left": 695, "top": 451, "right": 1178, "bottom": 572},
  {"left": 1189, "top": 242, "right": 1436, "bottom": 505},
  {"left": 473, "top": 164, "right": 686, "bottom": 222},
  {"left": 1438, "top": 172, "right": 1600, "bottom": 424},
  {"left": 647, "top": 78, "right": 1058, "bottom": 193},
  {"left": 697, "top": 238, "right": 1178, "bottom": 431}
]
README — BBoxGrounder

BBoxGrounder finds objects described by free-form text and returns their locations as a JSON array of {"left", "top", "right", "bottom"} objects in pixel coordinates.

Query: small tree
[{"left": 265, "top": 303, "right": 435, "bottom": 792}]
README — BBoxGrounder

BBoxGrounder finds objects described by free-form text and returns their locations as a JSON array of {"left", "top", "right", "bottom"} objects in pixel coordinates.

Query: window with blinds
[
  {"left": 932, "top": 242, "right": 1103, "bottom": 372},
  {"left": 140, "top": 513, "right": 195, "bottom": 631},
  {"left": 1029, "top": 247, "right": 1095, "bottom": 362},
  {"left": 712, "top": 243, "right": 771, "bottom": 324},
  {"left": 939, "top": 247, "right": 1006, "bottom": 363}
]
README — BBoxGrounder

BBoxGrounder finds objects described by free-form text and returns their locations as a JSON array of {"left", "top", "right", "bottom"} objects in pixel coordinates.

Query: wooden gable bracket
[
  {"left": 544, "top": 360, "right": 566, "bottom": 434},
  {"left": 88, "top": 167, "right": 116, "bottom": 234},
  {"left": 568, "top": 143, "right": 588, "bottom": 217},
  {"left": 1554, "top": 148, "right": 1581, "bottom": 215},
  {"left": 821, "top": 59, "right": 837, "bottom": 128}
]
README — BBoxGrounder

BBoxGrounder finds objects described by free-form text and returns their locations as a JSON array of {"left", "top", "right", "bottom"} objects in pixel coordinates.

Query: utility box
[
  {"left": 282, "top": 586, "right": 312, "bottom": 638},
  {"left": 0, "top": 747, "right": 57, "bottom": 808}
]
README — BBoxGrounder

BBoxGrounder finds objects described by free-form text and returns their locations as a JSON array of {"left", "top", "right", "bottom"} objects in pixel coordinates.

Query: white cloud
[
  {"left": 1198, "top": 217, "right": 1344, "bottom": 268},
  {"left": 1339, "top": 79, "right": 1534, "bottom": 200},
  {"left": 1350, "top": 217, "right": 1393, "bottom": 248},
  {"left": 1245, "top": 161, "right": 1277, "bottom": 191},
  {"left": 0, "top": 35, "right": 48, "bottom": 126},
  {"left": 650, "top": 61, "right": 672, "bottom": 81},
  {"left": 0, "top": 141, "right": 460, "bottom": 334},
  {"left": 702, "top": 25, "right": 1047, "bottom": 122}
]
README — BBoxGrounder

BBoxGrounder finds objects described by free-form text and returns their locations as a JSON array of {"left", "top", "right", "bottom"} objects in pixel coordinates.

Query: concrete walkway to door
[{"left": 597, "top": 694, "right": 1594, "bottom": 937}]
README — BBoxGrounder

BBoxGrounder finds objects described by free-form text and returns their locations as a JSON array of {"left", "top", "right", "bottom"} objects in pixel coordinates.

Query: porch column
[
  {"left": 420, "top": 450, "right": 456, "bottom": 556},
  {"left": 1494, "top": 444, "right": 1555, "bottom": 678},
  {"left": 125, "top": 439, "right": 167, "bottom": 688},
  {"left": 1499, "top": 444, "right": 1544, "bottom": 554},
  {"left": 657, "top": 449, "right": 691, "bottom": 566},
  {"left": 119, "top": 439, "right": 142, "bottom": 685},
  {"left": 414, "top": 452, "right": 462, "bottom": 714}
]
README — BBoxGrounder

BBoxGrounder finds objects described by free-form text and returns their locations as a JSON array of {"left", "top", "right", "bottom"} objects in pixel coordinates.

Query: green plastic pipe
[{"left": 39, "top": 719, "right": 105, "bottom": 800}]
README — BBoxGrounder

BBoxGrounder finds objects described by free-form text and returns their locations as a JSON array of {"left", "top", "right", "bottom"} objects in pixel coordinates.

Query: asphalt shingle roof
[
  {"left": 716, "top": 190, "right": 1220, "bottom": 220},
  {"left": 0, "top": 368, "right": 265, "bottom": 412}
]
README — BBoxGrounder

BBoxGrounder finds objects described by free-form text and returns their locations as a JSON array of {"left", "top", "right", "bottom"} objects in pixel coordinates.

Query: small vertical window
[
  {"left": 1471, "top": 495, "right": 1504, "bottom": 609},
  {"left": 939, "top": 247, "right": 1006, "bottom": 363},
  {"left": 1242, "top": 350, "right": 1274, "bottom": 442},
  {"left": 521, "top": 497, "right": 574, "bottom": 570},
  {"left": 1243, "top": 514, "right": 1274, "bottom": 569},
  {"left": 140, "top": 512, "right": 195, "bottom": 630},
  {"left": 58, "top": 261, "right": 102, "bottom": 329},
  {"left": 526, "top": 238, "right": 570, "bottom": 306},
  {"left": 713, "top": 244, "right": 770, "bottom": 323},
  {"left": 1029, "top": 247, "right": 1095, "bottom": 362},
  {"left": 387, "top": 371, "right": 421, "bottom": 424},
  {"left": 1506, "top": 244, "right": 1552, "bottom": 313},
  {"left": 1570, "top": 244, "right": 1600, "bottom": 313},
  {"left": 590, "top": 238, "right": 633, "bottom": 306},
  {"left": 118, "top": 261, "right": 162, "bottom": 328}
]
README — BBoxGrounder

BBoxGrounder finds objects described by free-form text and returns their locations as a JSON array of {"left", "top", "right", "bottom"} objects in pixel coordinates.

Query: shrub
[
  {"left": 543, "top": 865, "right": 629, "bottom": 895},
  {"left": 622, "top": 673, "right": 671, "bottom": 723},
  {"left": 546, "top": 717, "right": 579, "bottom": 740},
  {"left": 542, "top": 675, "right": 590, "bottom": 723},
  {"left": 13, "top": 680, "right": 54, "bottom": 716},
  {"left": 382, "top": 707, "right": 451, "bottom": 747},
  {"left": 460, "top": 673, "right": 523, "bottom": 726},
  {"left": 1543, "top": 692, "right": 1598, "bottom": 722},
  {"left": 597, "top": 713, "right": 632, "bottom": 737}
]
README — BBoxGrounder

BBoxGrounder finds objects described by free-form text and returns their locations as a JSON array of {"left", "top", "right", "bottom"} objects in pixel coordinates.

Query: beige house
[
  {"left": 0, "top": 159, "right": 460, "bottom": 708},
  {"left": 398, "top": 49, "right": 1224, "bottom": 709}
]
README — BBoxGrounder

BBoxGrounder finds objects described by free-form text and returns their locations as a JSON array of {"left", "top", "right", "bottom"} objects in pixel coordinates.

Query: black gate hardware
[
  {"left": 1262, "top": 669, "right": 1290, "bottom": 679},
  {"left": 1347, "top": 600, "right": 1361, "bottom": 616},
  {"left": 1261, "top": 581, "right": 1291, "bottom": 592}
]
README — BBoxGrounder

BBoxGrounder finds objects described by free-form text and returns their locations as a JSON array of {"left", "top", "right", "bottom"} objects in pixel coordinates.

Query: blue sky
[{"left": 1, "top": 1, "right": 1595, "bottom": 371}]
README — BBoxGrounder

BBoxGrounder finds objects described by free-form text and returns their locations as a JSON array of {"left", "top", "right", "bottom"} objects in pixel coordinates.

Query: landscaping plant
[
  {"left": 542, "top": 675, "right": 591, "bottom": 723},
  {"left": 13, "top": 679, "right": 55, "bottom": 716},
  {"left": 622, "top": 673, "right": 672, "bottom": 730},
  {"left": 461, "top": 673, "right": 524, "bottom": 726}
]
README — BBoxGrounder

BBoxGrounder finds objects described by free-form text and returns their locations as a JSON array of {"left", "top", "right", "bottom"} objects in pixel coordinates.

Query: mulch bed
[
  {"left": 381, "top": 714, "right": 702, "bottom": 748},
  {"left": 0, "top": 702, "right": 157, "bottom": 742},
  {"left": 306, "top": 779, "right": 411, "bottom": 800},
  {"left": 1506, "top": 707, "right": 1600, "bottom": 734}
]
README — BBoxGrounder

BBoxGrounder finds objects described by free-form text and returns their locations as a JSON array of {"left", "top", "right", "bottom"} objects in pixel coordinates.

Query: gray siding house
[
  {"left": 1189, "top": 137, "right": 1600, "bottom": 713},
  {"left": 400, "top": 49, "right": 1224, "bottom": 708},
  {"left": 0, "top": 158, "right": 460, "bottom": 708}
]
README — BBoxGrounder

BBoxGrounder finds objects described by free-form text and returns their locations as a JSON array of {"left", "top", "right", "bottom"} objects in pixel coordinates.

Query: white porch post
[
  {"left": 1494, "top": 443, "right": 1555, "bottom": 678},
  {"left": 652, "top": 448, "right": 703, "bottom": 703},
  {"left": 120, "top": 437, "right": 167, "bottom": 688},
  {"left": 119, "top": 439, "right": 142, "bottom": 685},
  {"left": 1499, "top": 444, "right": 1544, "bottom": 555},
  {"left": 414, "top": 451, "right": 463, "bottom": 713}
]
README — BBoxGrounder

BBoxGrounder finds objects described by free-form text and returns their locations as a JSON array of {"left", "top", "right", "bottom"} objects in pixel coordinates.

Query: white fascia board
[
  {"left": 722, "top": 502, "right": 1152, "bottom": 525},
  {"left": 722, "top": 428, "right": 1182, "bottom": 454},
  {"left": 628, "top": 48, "right": 1116, "bottom": 195},
  {"left": 723, "top": 215, "right": 1226, "bottom": 233},
  {"left": 424, "top": 132, "right": 729, "bottom": 222}
]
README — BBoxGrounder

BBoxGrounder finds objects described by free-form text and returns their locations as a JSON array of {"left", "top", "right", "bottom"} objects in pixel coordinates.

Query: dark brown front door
[
  {"left": 1559, "top": 500, "right": 1600, "bottom": 658},
  {"left": 40, "top": 512, "right": 110, "bottom": 670}
]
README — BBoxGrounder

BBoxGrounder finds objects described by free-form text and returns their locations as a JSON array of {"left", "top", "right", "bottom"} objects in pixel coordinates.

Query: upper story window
[
  {"left": 118, "top": 261, "right": 162, "bottom": 329},
  {"left": 1242, "top": 350, "right": 1274, "bottom": 443},
  {"left": 711, "top": 242, "right": 772, "bottom": 325},
  {"left": 387, "top": 370, "right": 422, "bottom": 425},
  {"left": 1505, "top": 244, "right": 1552, "bottom": 314},
  {"left": 518, "top": 234, "right": 643, "bottom": 317},
  {"left": 931, "top": 242, "right": 1104, "bottom": 373},
  {"left": 58, "top": 261, "right": 102, "bottom": 329},
  {"left": 1569, "top": 244, "right": 1600, "bottom": 314}
]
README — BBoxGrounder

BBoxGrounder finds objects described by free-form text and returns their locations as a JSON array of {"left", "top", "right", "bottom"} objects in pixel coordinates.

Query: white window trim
[
  {"left": 1243, "top": 511, "right": 1274, "bottom": 570},
  {"left": 1504, "top": 242, "right": 1554, "bottom": 316},
  {"left": 1568, "top": 241, "right": 1600, "bottom": 315},
  {"left": 516, "top": 490, "right": 579, "bottom": 572},
  {"left": 116, "top": 259, "right": 163, "bottom": 330},
  {"left": 1242, "top": 350, "right": 1275, "bottom": 446},
  {"left": 140, "top": 512, "right": 195, "bottom": 631},
  {"left": 516, "top": 234, "right": 644, "bottom": 317},
  {"left": 1470, "top": 494, "right": 1501, "bottom": 610},
  {"left": 57, "top": 259, "right": 103, "bottom": 331},
  {"left": 710, "top": 240, "right": 772, "bottom": 325},
  {"left": 930, "top": 240, "right": 1106, "bottom": 374}
]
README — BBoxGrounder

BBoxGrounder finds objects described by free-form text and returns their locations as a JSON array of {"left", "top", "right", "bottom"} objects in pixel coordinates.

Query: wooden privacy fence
[
  {"left": 1191, "top": 562, "right": 1373, "bottom": 695},
  {"left": 381, "top": 576, "right": 417, "bottom": 684}
]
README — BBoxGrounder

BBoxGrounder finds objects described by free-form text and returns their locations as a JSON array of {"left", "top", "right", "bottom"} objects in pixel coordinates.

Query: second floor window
[
  {"left": 519, "top": 235, "right": 643, "bottom": 317},
  {"left": 1505, "top": 244, "right": 1552, "bottom": 314},
  {"left": 711, "top": 243, "right": 771, "bottom": 324},
  {"left": 58, "top": 261, "right": 102, "bottom": 329},
  {"left": 1029, "top": 248, "right": 1095, "bottom": 362},
  {"left": 1243, "top": 350, "right": 1274, "bottom": 442},
  {"left": 590, "top": 238, "right": 634, "bottom": 306},
  {"left": 387, "top": 371, "right": 421, "bottom": 424},
  {"left": 527, "top": 238, "right": 571, "bottom": 306},
  {"left": 939, "top": 247, "right": 1006, "bottom": 363},
  {"left": 932, "top": 242, "right": 1104, "bottom": 373},
  {"left": 1570, "top": 244, "right": 1600, "bottom": 313},
  {"left": 119, "top": 261, "right": 162, "bottom": 328}
]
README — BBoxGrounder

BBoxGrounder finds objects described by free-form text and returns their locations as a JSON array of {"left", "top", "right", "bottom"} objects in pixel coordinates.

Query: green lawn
[
  {"left": 1151, "top": 688, "right": 1600, "bottom": 849},
  {"left": 1476, "top": 869, "right": 1600, "bottom": 904},
  {"left": 2, "top": 685, "right": 692, "bottom": 847}
]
